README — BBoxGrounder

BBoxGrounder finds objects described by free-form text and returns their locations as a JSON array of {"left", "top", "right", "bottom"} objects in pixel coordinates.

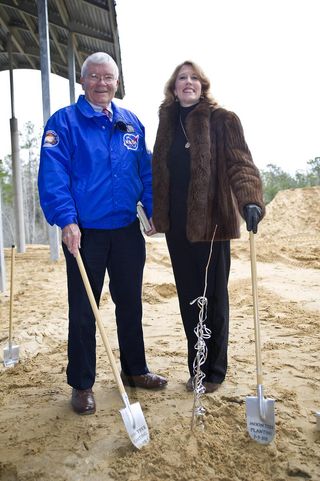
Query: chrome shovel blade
[
  {"left": 3, "top": 344, "right": 20, "bottom": 368},
  {"left": 246, "top": 396, "right": 275, "bottom": 444},
  {"left": 120, "top": 401, "right": 150, "bottom": 449}
]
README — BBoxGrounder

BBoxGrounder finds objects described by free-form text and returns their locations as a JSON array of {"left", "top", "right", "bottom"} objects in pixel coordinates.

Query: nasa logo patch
[
  {"left": 43, "top": 130, "right": 59, "bottom": 147},
  {"left": 123, "top": 133, "right": 139, "bottom": 151}
]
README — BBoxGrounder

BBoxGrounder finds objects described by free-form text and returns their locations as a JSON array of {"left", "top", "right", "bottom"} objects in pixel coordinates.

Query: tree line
[
  {"left": 261, "top": 158, "right": 320, "bottom": 204},
  {"left": 0, "top": 122, "right": 319, "bottom": 247},
  {"left": 0, "top": 122, "right": 48, "bottom": 247}
]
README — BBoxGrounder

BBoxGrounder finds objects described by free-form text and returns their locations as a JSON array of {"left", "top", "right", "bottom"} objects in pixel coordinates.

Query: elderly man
[{"left": 38, "top": 52, "right": 167, "bottom": 415}]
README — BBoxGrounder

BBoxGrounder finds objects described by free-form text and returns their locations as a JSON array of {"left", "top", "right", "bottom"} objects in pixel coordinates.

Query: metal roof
[{"left": 0, "top": 0, "right": 125, "bottom": 98}]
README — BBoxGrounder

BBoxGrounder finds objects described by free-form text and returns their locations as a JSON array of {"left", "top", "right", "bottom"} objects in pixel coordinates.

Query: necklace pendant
[{"left": 185, "top": 141, "right": 190, "bottom": 149}]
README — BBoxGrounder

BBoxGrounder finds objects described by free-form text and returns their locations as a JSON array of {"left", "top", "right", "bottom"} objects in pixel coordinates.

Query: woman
[{"left": 152, "top": 60, "right": 265, "bottom": 393}]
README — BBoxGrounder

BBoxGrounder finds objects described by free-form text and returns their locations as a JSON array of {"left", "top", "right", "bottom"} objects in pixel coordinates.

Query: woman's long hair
[{"left": 160, "top": 60, "right": 219, "bottom": 109}]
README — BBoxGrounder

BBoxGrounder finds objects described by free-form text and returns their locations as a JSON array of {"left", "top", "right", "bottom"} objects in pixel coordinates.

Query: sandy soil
[{"left": 0, "top": 186, "right": 319, "bottom": 481}]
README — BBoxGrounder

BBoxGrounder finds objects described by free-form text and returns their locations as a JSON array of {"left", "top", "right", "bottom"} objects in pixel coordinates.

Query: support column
[
  {"left": 68, "top": 31, "right": 76, "bottom": 104},
  {"left": 0, "top": 188, "right": 5, "bottom": 292},
  {"left": 38, "top": 0, "right": 60, "bottom": 261},
  {"left": 8, "top": 33, "right": 26, "bottom": 254}
]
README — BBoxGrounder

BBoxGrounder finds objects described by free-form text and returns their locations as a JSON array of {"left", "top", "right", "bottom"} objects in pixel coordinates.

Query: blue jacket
[{"left": 38, "top": 95, "right": 152, "bottom": 230}]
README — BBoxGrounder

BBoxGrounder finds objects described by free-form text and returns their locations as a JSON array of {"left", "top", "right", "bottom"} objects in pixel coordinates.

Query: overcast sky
[{"left": 0, "top": 0, "right": 319, "bottom": 175}]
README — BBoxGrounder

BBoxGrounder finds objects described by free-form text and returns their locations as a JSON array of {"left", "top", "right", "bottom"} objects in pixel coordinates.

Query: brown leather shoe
[
  {"left": 71, "top": 388, "right": 96, "bottom": 415},
  {"left": 121, "top": 371, "right": 167, "bottom": 389}
]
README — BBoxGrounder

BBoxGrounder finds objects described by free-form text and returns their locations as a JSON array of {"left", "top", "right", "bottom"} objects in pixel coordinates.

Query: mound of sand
[
  {"left": 258, "top": 186, "right": 320, "bottom": 239},
  {"left": 236, "top": 186, "right": 320, "bottom": 269}
]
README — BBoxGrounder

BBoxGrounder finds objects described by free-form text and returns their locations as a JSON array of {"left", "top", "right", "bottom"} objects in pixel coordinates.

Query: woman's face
[{"left": 174, "top": 65, "right": 202, "bottom": 107}]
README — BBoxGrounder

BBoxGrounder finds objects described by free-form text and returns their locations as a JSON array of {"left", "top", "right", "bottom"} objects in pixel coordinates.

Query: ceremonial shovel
[
  {"left": 245, "top": 232, "right": 275, "bottom": 444},
  {"left": 75, "top": 252, "right": 149, "bottom": 449},
  {"left": 3, "top": 245, "right": 20, "bottom": 367}
]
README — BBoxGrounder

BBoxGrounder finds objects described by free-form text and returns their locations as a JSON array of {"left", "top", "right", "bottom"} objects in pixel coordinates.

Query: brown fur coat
[{"left": 152, "top": 100, "right": 265, "bottom": 242}]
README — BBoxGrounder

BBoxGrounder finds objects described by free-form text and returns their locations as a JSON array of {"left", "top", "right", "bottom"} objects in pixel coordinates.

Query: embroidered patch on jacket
[
  {"left": 123, "top": 133, "right": 139, "bottom": 151},
  {"left": 43, "top": 130, "right": 59, "bottom": 147}
]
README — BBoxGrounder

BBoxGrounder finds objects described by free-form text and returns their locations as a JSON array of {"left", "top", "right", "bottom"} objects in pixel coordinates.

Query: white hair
[{"left": 81, "top": 52, "right": 119, "bottom": 80}]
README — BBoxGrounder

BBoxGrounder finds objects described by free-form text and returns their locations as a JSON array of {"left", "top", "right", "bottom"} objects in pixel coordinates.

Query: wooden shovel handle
[
  {"left": 75, "top": 252, "right": 126, "bottom": 397},
  {"left": 249, "top": 232, "right": 263, "bottom": 385}
]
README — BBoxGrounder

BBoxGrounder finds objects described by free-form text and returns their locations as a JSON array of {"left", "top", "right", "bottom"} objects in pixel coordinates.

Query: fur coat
[{"left": 152, "top": 100, "right": 265, "bottom": 242}]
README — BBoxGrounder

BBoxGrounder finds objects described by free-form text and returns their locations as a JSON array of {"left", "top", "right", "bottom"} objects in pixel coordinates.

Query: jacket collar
[
  {"left": 76, "top": 95, "right": 124, "bottom": 122},
  {"left": 159, "top": 99, "right": 217, "bottom": 121}
]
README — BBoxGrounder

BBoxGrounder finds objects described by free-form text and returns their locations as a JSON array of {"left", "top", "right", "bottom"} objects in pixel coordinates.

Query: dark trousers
[
  {"left": 63, "top": 220, "right": 148, "bottom": 390},
  {"left": 166, "top": 232, "right": 230, "bottom": 384}
]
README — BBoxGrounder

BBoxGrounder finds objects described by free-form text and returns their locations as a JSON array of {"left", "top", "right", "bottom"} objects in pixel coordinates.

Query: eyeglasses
[{"left": 86, "top": 73, "right": 116, "bottom": 83}]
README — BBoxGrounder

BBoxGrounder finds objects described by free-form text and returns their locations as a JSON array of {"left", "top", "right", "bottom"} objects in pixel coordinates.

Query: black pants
[
  {"left": 166, "top": 232, "right": 230, "bottom": 384},
  {"left": 63, "top": 220, "right": 148, "bottom": 390}
]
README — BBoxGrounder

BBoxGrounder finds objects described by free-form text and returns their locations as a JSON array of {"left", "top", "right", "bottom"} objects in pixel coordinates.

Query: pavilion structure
[{"left": 0, "top": 0, "right": 124, "bottom": 290}]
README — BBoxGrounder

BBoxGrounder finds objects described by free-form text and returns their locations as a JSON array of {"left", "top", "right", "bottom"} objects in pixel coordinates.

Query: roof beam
[
  {"left": 9, "top": 26, "right": 37, "bottom": 68},
  {"left": 69, "top": 21, "right": 113, "bottom": 43},
  {"left": 83, "top": 0, "right": 110, "bottom": 11},
  {"left": 49, "top": 27, "right": 66, "bottom": 65},
  {"left": 0, "top": 0, "right": 124, "bottom": 97},
  {"left": 0, "top": 7, "right": 36, "bottom": 69},
  {"left": 54, "top": 0, "right": 82, "bottom": 73},
  {"left": 1, "top": 1, "right": 113, "bottom": 42},
  {"left": 19, "top": 11, "right": 39, "bottom": 46}
]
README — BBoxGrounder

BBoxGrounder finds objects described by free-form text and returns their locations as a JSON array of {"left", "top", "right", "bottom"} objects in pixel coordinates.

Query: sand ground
[{"left": 0, "top": 186, "right": 319, "bottom": 481}]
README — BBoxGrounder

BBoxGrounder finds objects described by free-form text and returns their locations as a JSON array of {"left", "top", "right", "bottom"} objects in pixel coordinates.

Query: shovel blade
[
  {"left": 3, "top": 344, "right": 20, "bottom": 367},
  {"left": 246, "top": 396, "right": 275, "bottom": 444},
  {"left": 120, "top": 402, "right": 149, "bottom": 449}
]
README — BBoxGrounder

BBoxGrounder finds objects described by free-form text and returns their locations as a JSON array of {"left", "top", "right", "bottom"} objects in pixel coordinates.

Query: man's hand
[
  {"left": 62, "top": 223, "right": 81, "bottom": 256},
  {"left": 243, "top": 204, "right": 262, "bottom": 234},
  {"left": 144, "top": 217, "right": 157, "bottom": 236}
]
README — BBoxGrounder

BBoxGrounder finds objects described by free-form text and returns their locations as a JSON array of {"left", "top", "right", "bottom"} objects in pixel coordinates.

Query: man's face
[{"left": 80, "top": 62, "right": 119, "bottom": 107}]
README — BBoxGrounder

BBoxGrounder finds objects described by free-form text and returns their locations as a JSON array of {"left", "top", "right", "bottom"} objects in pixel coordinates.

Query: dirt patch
[{"left": 0, "top": 187, "right": 319, "bottom": 480}]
